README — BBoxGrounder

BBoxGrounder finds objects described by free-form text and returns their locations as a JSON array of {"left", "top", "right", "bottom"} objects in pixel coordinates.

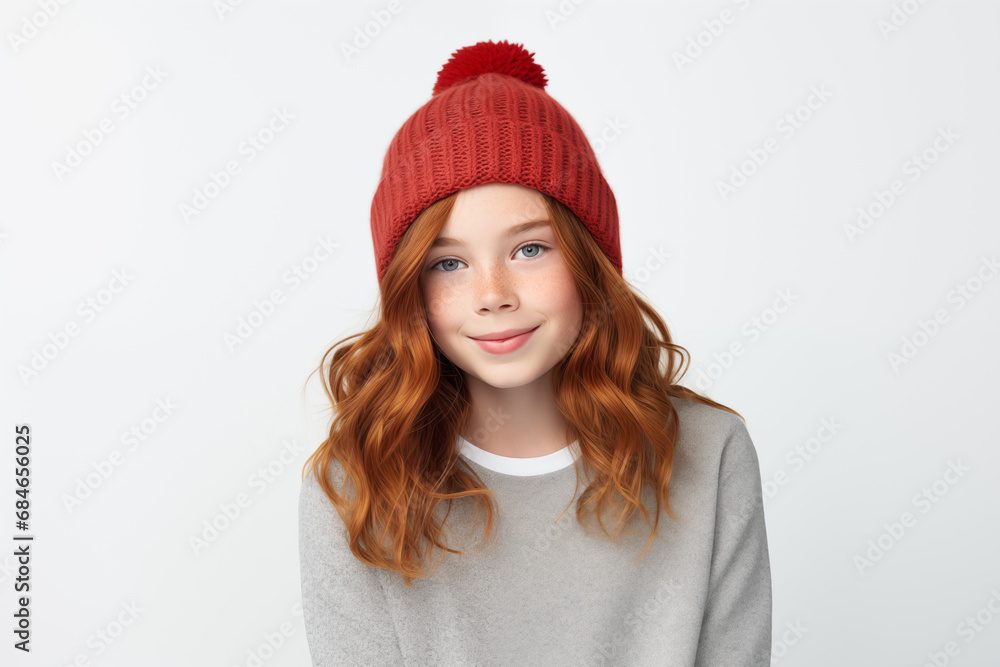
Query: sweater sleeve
[
  {"left": 694, "top": 418, "right": 773, "bottom": 666},
  {"left": 298, "top": 467, "right": 405, "bottom": 667}
]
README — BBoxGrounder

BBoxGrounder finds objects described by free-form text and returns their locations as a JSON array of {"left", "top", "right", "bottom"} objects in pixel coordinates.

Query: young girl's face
[{"left": 420, "top": 183, "right": 583, "bottom": 390}]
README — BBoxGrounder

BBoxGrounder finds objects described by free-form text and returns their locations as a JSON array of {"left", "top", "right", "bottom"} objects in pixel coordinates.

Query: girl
[{"left": 299, "top": 40, "right": 771, "bottom": 666}]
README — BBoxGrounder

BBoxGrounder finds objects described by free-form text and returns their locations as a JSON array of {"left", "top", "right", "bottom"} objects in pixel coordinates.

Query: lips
[
  {"left": 469, "top": 326, "right": 539, "bottom": 341},
  {"left": 469, "top": 325, "right": 539, "bottom": 355}
]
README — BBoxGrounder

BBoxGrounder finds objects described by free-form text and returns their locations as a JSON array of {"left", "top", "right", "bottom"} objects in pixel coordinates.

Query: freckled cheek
[
  {"left": 423, "top": 282, "right": 464, "bottom": 330},
  {"left": 533, "top": 269, "right": 582, "bottom": 325}
]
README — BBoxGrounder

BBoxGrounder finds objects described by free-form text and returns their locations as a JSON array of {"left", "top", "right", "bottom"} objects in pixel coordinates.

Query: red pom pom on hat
[{"left": 433, "top": 39, "right": 548, "bottom": 96}]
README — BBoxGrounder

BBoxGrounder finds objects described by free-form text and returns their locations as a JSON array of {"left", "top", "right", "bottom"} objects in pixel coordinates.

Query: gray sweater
[{"left": 298, "top": 395, "right": 772, "bottom": 666}]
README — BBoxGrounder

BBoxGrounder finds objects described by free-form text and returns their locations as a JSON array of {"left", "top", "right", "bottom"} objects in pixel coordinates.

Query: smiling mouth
[
  {"left": 469, "top": 326, "right": 540, "bottom": 342},
  {"left": 468, "top": 325, "right": 540, "bottom": 353}
]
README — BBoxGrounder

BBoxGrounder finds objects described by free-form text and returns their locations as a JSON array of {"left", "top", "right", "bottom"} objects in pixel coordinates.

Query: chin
[
  {"left": 477, "top": 377, "right": 536, "bottom": 390},
  {"left": 466, "top": 364, "right": 547, "bottom": 390}
]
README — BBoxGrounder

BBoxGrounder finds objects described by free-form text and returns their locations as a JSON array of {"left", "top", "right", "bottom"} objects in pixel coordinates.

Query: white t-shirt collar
[{"left": 457, "top": 434, "right": 581, "bottom": 476}]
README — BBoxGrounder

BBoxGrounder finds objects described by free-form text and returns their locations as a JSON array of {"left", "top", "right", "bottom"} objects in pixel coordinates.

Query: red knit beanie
[{"left": 370, "top": 40, "right": 622, "bottom": 286}]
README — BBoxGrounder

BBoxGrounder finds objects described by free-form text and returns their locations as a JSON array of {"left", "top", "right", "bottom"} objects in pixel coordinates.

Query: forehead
[{"left": 443, "top": 183, "right": 549, "bottom": 233}]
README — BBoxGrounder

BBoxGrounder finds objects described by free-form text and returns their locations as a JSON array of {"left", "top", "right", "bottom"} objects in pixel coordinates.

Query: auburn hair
[{"left": 301, "top": 190, "right": 742, "bottom": 587}]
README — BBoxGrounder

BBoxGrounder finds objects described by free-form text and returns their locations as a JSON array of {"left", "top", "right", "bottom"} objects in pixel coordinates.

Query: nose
[{"left": 475, "top": 262, "right": 518, "bottom": 313}]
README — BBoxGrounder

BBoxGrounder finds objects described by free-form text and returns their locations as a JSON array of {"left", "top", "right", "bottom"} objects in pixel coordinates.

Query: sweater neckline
[{"left": 457, "top": 435, "right": 581, "bottom": 477}]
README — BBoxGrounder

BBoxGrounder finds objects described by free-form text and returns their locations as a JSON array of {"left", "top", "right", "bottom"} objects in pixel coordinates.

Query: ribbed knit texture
[{"left": 370, "top": 42, "right": 622, "bottom": 286}]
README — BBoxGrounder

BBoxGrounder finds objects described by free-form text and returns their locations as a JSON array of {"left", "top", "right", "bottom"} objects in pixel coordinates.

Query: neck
[{"left": 462, "top": 369, "right": 571, "bottom": 458}]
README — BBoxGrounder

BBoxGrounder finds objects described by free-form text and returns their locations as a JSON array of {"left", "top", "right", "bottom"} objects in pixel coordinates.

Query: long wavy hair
[{"left": 301, "top": 189, "right": 742, "bottom": 587}]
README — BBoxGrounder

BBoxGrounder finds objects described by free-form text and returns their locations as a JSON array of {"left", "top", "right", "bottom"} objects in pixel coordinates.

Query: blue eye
[
  {"left": 516, "top": 243, "right": 547, "bottom": 259},
  {"left": 431, "top": 258, "right": 465, "bottom": 273}
]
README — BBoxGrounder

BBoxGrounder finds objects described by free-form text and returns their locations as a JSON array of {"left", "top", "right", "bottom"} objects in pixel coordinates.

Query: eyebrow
[{"left": 430, "top": 220, "right": 551, "bottom": 248}]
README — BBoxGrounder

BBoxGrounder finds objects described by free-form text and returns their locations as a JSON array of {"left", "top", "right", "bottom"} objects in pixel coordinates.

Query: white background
[{"left": 2, "top": 1, "right": 999, "bottom": 665}]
